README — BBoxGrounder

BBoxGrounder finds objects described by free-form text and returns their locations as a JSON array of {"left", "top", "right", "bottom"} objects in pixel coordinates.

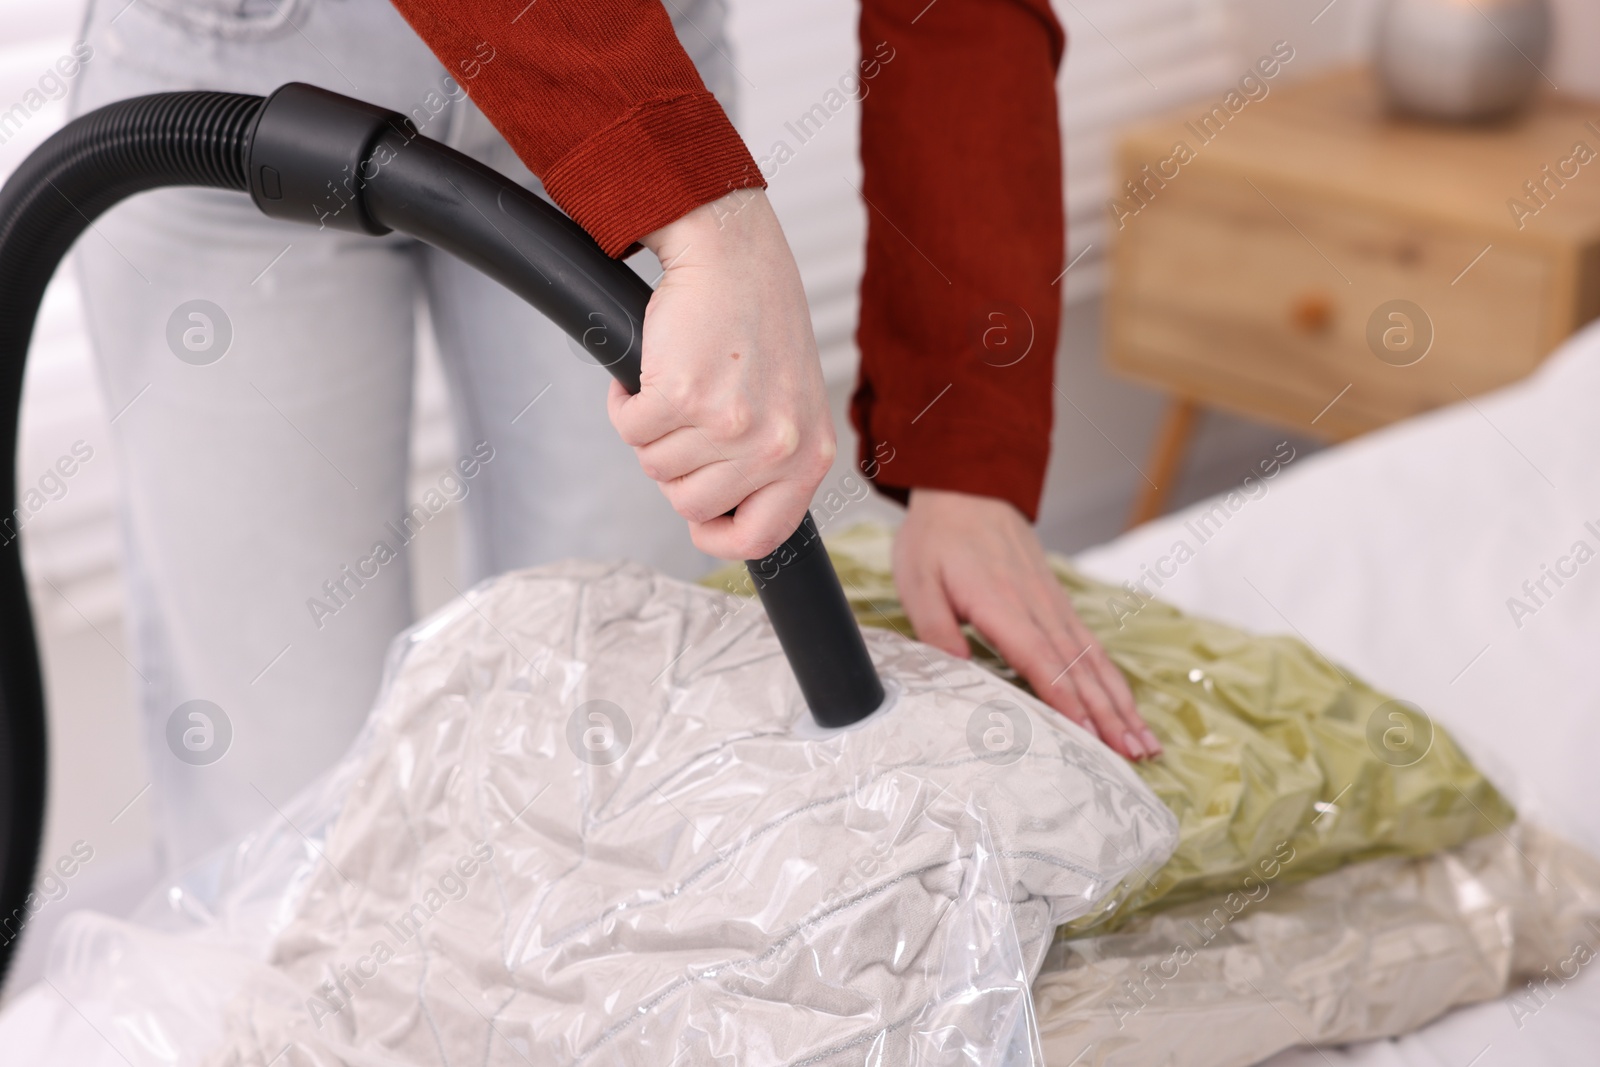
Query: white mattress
[
  {"left": 1073, "top": 321, "right": 1600, "bottom": 1066},
  {"left": 7, "top": 325, "right": 1600, "bottom": 1064}
]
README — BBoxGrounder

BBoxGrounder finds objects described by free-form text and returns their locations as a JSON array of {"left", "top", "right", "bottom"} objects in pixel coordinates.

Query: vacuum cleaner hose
[
  {"left": 0, "top": 90, "right": 261, "bottom": 985},
  {"left": 0, "top": 84, "right": 883, "bottom": 981}
]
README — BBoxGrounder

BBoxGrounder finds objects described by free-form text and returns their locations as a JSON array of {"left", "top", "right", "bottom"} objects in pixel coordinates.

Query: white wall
[{"left": 1228, "top": 0, "right": 1600, "bottom": 99}]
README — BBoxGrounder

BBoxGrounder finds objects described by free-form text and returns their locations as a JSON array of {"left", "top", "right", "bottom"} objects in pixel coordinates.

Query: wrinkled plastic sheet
[
  {"left": 704, "top": 524, "right": 1518, "bottom": 938},
  {"left": 1033, "top": 820, "right": 1600, "bottom": 1066},
  {"left": 40, "top": 559, "right": 1178, "bottom": 1066}
]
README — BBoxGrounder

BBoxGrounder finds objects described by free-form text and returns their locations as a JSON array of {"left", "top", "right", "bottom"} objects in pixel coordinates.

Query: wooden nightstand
[{"left": 1107, "top": 66, "right": 1600, "bottom": 525}]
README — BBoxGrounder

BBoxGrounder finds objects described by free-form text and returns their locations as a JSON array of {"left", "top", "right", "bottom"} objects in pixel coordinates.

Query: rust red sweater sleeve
[
  {"left": 852, "top": 0, "right": 1065, "bottom": 522},
  {"left": 384, "top": 0, "right": 764, "bottom": 256},
  {"left": 389, "top": 0, "right": 1064, "bottom": 519}
]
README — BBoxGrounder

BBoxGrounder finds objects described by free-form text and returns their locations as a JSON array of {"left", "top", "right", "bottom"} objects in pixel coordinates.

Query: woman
[{"left": 70, "top": 0, "right": 1155, "bottom": 875}]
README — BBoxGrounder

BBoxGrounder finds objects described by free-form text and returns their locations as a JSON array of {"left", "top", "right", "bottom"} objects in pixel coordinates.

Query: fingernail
[
  {"left": 1141, "top": 728, "right": 1163, "bottom": 756},
  {"left": 1123, "top": 730, "right": 1146, "bottom": 759}
]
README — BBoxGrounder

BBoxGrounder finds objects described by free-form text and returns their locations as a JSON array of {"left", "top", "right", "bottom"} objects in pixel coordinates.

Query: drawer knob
[{"left": 1291, "top": 292, "right": 1335, "bottom": 335}]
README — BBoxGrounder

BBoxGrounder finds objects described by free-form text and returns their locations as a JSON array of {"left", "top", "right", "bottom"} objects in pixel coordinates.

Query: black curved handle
[{"left": 248, "top": 83, "right": 884, "bottom": 726}]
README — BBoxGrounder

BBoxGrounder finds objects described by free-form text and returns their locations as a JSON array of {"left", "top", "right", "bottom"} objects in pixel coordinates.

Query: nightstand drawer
[{"left": 1107, "top": 162, "right": 1553, "bottom": 438}]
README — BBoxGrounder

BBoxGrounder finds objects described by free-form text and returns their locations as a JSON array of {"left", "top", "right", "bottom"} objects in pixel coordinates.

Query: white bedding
[
  {"left": 1074, "top": 321, "right": 1600, "bottom": 1066},
  {"left": 6, "top": 323, "right": 1600, "bottom": 1064}
]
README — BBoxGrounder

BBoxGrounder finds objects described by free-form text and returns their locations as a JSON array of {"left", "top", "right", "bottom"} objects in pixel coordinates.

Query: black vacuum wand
[{"left": 0, "top": 83, "right": 883, "bottom": 982}]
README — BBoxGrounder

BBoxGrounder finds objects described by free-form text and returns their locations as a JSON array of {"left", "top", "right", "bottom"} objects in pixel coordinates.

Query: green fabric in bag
[{"left": 702, "top": 523, "right": 1515, "bottom": 937}]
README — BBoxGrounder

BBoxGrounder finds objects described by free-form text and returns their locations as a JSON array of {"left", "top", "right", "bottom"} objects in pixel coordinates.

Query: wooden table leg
[{"left": 1125, "top": 397, "right": 1200, "bottom": 530}]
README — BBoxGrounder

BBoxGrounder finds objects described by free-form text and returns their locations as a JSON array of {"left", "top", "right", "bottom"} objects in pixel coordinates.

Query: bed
[
  {"left": 1070, "top": 320, "right": 1600, "bottom": 1066},
  {"left": 3, "top": 321, "right": 1598, "bottom": 1065}
]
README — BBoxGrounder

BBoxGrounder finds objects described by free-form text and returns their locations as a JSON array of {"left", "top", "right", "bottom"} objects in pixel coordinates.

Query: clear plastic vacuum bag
[
  {"left": 40, "top": 560, "right": 1178, "bottom": 1066},
  {"left": 1032, "top": 821, "right": 1600, "bottom": 1067},
  {"left": 711, "top": 524, "right": 1518, "bottom": 938}
]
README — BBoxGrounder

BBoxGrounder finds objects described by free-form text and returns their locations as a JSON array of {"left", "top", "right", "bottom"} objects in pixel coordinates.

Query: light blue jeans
[{"left": 69, "top": 0, "right": 732, "bottom": 871}]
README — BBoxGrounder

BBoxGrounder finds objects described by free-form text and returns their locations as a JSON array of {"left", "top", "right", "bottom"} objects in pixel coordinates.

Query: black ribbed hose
[{"left": 0, "top": 91, "right": 263, "bottom": 984}]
